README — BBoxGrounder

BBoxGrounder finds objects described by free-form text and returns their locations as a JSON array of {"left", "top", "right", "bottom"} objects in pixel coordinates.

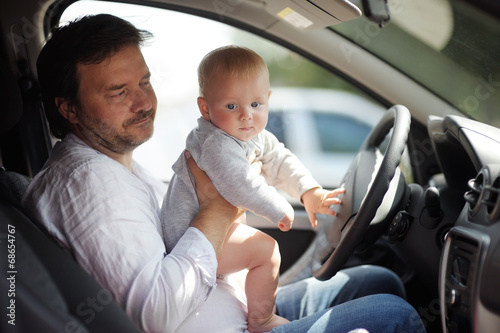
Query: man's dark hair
[{"left": 37, "top": 14, "right": 153, "bottom": 139}]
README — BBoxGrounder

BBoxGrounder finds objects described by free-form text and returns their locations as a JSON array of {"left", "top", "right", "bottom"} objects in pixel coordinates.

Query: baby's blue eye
[
  {"left": 227, "top": 104, "right": 236, "bottom": 110},
  {"left": 251, "top": 102, "right": 260, "bottom": 107}
]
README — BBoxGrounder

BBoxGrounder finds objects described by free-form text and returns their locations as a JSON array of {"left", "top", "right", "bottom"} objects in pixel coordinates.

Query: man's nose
[{"left": 132, "top": 87, "right": 153, "bottom": 111}]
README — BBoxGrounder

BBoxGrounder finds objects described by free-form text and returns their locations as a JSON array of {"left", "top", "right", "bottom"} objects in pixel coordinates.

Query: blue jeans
[{"left": 272, "top": 265, "right": 426, "bottom": 333}]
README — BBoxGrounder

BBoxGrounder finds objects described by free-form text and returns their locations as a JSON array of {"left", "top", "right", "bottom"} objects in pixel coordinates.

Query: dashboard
[{"left": 426, "top": 115, "right": 500, "bottom": 332}]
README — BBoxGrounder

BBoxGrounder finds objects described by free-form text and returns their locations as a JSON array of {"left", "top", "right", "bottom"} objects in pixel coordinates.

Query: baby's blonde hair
[{"left": 198, "top": 45, "right": 269, "bottom": 97}]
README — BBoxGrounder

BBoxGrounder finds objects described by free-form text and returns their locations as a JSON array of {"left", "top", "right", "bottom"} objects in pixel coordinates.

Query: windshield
[{"left": 332, "top": 0, "right": 500, "bottom": 127}]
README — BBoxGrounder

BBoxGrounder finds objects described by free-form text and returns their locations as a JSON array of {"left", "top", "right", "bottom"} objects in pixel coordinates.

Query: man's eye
[
  {"left": 227, "top": 104, "right": 236, "bottom": 110},
  {"left": 112, "top": 91, "right": 126, "bottom": 98},
  {"left": 251, "top": 102, "right": 261, "bottom": 108}
]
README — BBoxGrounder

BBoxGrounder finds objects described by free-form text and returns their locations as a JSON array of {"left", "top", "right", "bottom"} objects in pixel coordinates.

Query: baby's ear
[{"left": 197, "top": 97, "right": 210, "bottom": 120}]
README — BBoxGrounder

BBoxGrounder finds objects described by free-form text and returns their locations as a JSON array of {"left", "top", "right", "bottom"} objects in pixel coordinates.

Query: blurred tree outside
[{"left": 229, "top": 29, "right": 361, "bottom": 94}]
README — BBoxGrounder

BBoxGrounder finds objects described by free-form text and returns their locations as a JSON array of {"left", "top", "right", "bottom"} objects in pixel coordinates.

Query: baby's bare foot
[{"left": 247, "top": 313, "right": 289, "bottom": 333}]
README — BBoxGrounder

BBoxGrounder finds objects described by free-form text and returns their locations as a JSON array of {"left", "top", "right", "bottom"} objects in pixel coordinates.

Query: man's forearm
[{"left": 190, "top": 206, "right": 236, "bottom": 258}]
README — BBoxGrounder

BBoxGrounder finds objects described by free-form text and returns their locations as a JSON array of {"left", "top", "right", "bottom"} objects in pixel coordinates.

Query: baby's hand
[
  {"left": 247, "top": 151, "right": 263, "bottom": 176},
  {"left": 278, "top": 204, "right": 294, "bottom": 232},
  {"left": 302, "top": 187, "right": 345, "bottom": 227}
]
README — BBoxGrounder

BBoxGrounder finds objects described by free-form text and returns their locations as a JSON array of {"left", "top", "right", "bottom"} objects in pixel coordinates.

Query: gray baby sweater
[{"left": 161, "top": 117, "right": 320, "bottom": 252}]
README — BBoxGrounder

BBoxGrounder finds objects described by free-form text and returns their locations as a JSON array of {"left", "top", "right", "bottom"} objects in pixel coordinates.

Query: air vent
[
  {"left": 464, "top": 173, "right": 484, "bottom": 214},
  {"left": 486, "top": 176, "right": 500, "bottom": 222}
]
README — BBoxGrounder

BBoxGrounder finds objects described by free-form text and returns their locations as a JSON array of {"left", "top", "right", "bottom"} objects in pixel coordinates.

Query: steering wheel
[{"left": 311, "top": 105, "right": 411, "bottom": 280}]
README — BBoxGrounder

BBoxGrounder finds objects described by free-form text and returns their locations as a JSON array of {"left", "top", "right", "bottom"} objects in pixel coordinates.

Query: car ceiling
[{"left": 1, "top": 0, "right": 460, "bottom": 128}]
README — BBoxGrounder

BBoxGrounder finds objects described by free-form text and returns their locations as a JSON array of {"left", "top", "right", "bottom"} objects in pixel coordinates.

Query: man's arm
[{"left": 25, "top": 155, "right": 246, "bottom": 333}]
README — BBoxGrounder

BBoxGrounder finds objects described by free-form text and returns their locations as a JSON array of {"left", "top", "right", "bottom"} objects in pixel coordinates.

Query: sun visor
[{"left": 265, "top": 0, "right": 362, "bottom": 30}]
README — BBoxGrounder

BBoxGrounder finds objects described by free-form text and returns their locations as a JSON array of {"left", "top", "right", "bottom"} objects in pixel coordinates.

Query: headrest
[
  {"left": 0, "top": 57, "right": 23, "bottom": 134},
  {"left": 0, "top": 167, "right": 30, "bottom": 208}
]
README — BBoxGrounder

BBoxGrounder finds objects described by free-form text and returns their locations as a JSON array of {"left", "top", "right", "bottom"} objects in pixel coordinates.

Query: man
[{"left": 23, "top": 14, "right": 425, "bottom": 332}]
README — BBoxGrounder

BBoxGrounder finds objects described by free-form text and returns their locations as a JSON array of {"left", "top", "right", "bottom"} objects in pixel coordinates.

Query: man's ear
[
  {"left": 197, "top": 97, "right": 210, "bottom": 121},
  {"left": 55, "top": 97, "right": 78, "bottom": 124}
]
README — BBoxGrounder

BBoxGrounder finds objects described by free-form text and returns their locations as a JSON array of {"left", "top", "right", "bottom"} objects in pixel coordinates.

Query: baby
[{"left": 161, "top": 45, "right": 344, "bottom": 332}]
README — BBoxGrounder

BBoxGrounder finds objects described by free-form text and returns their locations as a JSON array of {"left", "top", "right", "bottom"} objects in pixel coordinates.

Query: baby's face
[{"left": 200, "top": 70, "right": 270, "bottom": 141}]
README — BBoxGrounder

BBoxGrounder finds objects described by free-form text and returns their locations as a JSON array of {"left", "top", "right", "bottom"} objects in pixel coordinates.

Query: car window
[
  {"left": 266, "top": 112, "right": 286, "bottom": 145},
  {"left": 332, "top": 0, "right": 500, "bottom": 127},
  {"left": 312, "top": 112, "right": 371, "bottom": 153},
  {"left": 60, "top": 0, "right": 393, "bottom": 187}
]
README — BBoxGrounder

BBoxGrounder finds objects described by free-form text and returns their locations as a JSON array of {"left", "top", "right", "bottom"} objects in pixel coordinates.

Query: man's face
[{"left": 71, "top": 44, "right": 157, "bottom": 155}]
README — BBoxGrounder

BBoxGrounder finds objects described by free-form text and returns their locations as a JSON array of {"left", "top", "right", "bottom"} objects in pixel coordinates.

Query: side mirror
[{"left": 361, "top": 0, "right": 390, "bottom": 27}]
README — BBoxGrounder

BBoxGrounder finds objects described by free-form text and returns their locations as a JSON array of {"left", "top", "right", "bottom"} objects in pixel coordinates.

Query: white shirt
[{"left": 22, "top": 133, "right": 249, "bottom": 332}]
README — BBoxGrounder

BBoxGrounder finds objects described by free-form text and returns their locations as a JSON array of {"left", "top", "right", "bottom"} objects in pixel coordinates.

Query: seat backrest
[
  {"left": 0, "top": 57, "right": 23, "bottom": 134},
  {"left": 0, "top": 169, "right": 140, "bottom": 333},
  {"left": 0, "top": 168, "right": 30, "bottom": 208}
]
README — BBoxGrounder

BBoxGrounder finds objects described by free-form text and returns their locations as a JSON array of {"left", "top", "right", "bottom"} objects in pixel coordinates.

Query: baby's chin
[{"left": 234, "top": 129, "right": 260, "bottom": 141}]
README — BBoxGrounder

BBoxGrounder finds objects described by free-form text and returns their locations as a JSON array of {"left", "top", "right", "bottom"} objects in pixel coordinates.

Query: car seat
[{"left": 0, "top": 168, "right": 141, "bottom": 333}]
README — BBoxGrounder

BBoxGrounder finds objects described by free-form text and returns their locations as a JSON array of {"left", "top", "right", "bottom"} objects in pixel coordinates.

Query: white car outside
[{"left": 267, "top": 87, "right": 387, "bottom": 188}]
